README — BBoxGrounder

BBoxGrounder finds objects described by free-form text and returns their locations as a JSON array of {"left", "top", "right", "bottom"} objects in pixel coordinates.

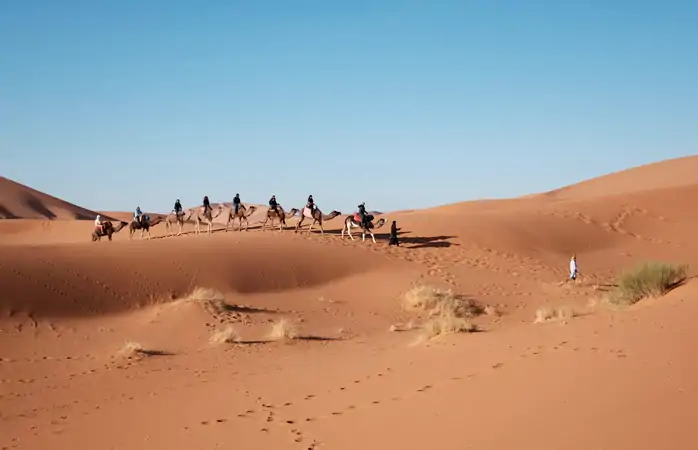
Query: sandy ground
[{"left": 2, "top": 157, "right": 698, "bottom": 449}]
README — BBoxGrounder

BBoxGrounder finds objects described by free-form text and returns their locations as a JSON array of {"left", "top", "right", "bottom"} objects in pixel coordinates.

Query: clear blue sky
[{"left": 1, "top": 1, "right": 696, "bottom": 213}]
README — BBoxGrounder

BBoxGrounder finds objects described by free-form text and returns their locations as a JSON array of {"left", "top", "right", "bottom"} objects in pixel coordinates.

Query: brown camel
[
  {"left": 164, "top": 209, "right": 193, "bottom": 237},
  {"left": 194, "top": 205, "right": 224, "bottom": 235},
  {"left": 225, "top": 204, "right": 258, "bottom": 232},
  {"left": 262, "top": 206, "right": 298, "bottom": 232},
  {"left": 91, "top": 221, "right": 128, "bottom": 242},
  {"left": 294, "top": 206, "right": 341, "bottom": 234},
  {"left": 341, "top": 213, "right": 387, "bottom": 243},
  {"left": 128, "top": 215, "right": 165, "bottom": 240}
]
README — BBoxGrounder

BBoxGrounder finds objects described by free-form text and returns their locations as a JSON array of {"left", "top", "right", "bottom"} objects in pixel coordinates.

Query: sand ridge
[{"left": 2, "top": 156, "right": 698, "bottom": 449}]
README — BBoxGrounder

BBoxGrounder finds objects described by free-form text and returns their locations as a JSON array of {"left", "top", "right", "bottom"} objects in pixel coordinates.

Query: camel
[
  {"left": 262, "top": 205, "right": 298, "bottom": 232},
  {"left": 164, "top": 209, "right": 193, "bottom": 237},
  {"left": 128, "top": 215, "right": 164, "bottom": 240},
  {"left": 294, "top": 206, "right": 341, "bottom": 234},
  {"left": 341, "top": 213, "right": 386, "bottom": 243},
  {"left": 225, "top": 204, "right": 258, "bottom": 232},
  {"left": 194, "top": 205, "right": 224, "bottom": 235},
  {"left": 91, "top": 221, "right": 128, "bottom": 242}
]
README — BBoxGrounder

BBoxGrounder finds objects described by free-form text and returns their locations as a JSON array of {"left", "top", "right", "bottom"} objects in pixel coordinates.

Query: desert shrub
[
  {"left": 182, "top": 287, "right": 227, "bottom": 313},
  {"left": 209, "top": 325, "right": 240, "bottom": 345},
  {"left": 534, "top": 306, "right": 577, "bottom": 324},
  {"left": 268, "top": 318, "right": 299, "bottom": 341},
  {"left": 612, "top": 262, "right": 688, "bottom": 305},
  {"left": 402, "top": 284, "right": 480, "bottom": 340},
  {"left": 403, "top": 284, "right": 482, "bottom": 317}
]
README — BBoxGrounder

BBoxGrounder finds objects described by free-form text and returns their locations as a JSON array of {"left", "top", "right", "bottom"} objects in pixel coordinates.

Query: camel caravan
[{"left": 92, "top": 195, "right": 386, "bottom": 244}]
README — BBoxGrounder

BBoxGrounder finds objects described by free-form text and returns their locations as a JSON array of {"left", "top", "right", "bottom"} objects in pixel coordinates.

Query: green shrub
[{"left": 612, "top": 262, "right": 688, "bottom": 305}]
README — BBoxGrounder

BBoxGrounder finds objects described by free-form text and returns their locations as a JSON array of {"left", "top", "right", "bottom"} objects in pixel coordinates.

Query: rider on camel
[
  {"left": 306, "top": 195, "right": 315, "bottom": 214},
  {"left": 233, "top": 193, "right": 241, "bottom": 215},
  {"left": 357, "top": 202, "right": 370, "bottom": 229},
  {"left": 174, "top": 199, "right": 183, "bottom": 217},
  {"left": 134, "top": 207, "right": 143, "bottom": 224},
  {"left": 269, "top": 195, "right": 278, "bottom": 213},
  {"left": 203, "top": 196, "right": 211, "bottom": 213},
  {"left": 95, "top": 214, "right": 104, "bottom": 233}
]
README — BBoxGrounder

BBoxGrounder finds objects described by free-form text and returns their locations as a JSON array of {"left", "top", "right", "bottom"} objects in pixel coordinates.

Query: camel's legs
[
  {"left": 370, "top": 231, "right": 376, "bottom": 243},
  {"left": 347, "top": 225, "right": 355, "bottom": 241}
]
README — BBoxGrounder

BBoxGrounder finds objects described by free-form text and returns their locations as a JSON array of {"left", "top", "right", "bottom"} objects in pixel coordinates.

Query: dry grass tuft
[
  {"left": 534, "top": 306, "right": 577, "bottom": 324},
  {"left": 403, "top": 284, "right": 483, "bottom": 318},
  {"left": 403, "top": 284, "right": 480, "bottom": 341},
  {"left": 610, "top": 261, "right": 688, "bottom": 305},
  {"left": 182, "top": 287, "right": 228, "bottom": 313},
  {"left": 422, "top": 310, "right": 477, "bottom": 339},
  {"left": 116, "top": 341, "right": 159, "bottom": 359},
  {"left": 389, "top": 320, "right": 416, "bottom": 332},
  {"left": 268, "top": 318, "right": 299, "bottom": 341},
  {"left": 209, "top": 325, "right": 240, "bottom": 345}
]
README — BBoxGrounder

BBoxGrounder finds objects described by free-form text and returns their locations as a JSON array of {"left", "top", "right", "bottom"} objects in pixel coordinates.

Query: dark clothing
[
  {"left": 306, "top": 196, "right": 314, "bottom": 212},
  {"left": 174, "top": 201, "right": 182, "bottom": 213},
  {"left": 203, "top": 197, "right": 210, "bottom": 208},
  {"left": 233, "top": 196, "right": 241, "bottom": 214},
  {"left": 389, "top": 221, "right": 400, "bottom": 246},
  {"left": 269, "top": 198, "right": 278, "bottom": 211},
  {"left": 357, "top": 204, "right": 368, "bottom": 227}
]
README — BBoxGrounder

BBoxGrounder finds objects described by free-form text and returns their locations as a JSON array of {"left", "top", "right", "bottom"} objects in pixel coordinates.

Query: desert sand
[{"left": 1, "top": 156, "right": 698, "bottom": 449}]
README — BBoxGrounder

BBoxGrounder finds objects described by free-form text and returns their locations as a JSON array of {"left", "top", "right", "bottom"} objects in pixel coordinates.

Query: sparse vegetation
[
  {"left": 182, "top": 287, "right": 228, "bottom": 313},
  {"left": 209, "top": 325, "right": 240, "bottom": 345},
  {"left": 403, "top": 284, "right": 483, "bottom": 318},
  {"left": 116, "top": 341, "right": 164, "bottom": 359},
  {"left": 268, "top": 318, "right": 299, "bottom": 341},
  {"left": 402, "top": 284, "right": 481, "bottom": 341},
  {"left": 610, "top": 261, "right": 688, "bottom": 305},
  {"left": 534, "top": 306, "right": 577, "bottom": 324},
  {"left": 422, "top": 310, "right": 477, "bottom": 339}
]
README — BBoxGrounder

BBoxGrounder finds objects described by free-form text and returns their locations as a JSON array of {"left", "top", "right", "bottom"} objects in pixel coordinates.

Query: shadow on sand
[{"left": 234, "top": 335, "right": 345, "bottom": 345}]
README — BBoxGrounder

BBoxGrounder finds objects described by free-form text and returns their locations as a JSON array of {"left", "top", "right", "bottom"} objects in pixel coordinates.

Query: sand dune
[
  {"left": 2, "top": 156, "right": 698, "bottom": 449},
  {"left": 0, "top": 176, "right": 110, "bottom": 220}
]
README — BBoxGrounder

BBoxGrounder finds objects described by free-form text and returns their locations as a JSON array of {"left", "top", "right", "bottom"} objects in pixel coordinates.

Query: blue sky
[{"left": 1, "top": 1, "right": 696, "bottom": 213}]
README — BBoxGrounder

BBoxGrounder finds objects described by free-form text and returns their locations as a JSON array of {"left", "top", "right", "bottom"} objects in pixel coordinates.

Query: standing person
[
  {"left": 569, "top": 254, "right": 578, "bottom": 281},
  {"left": 389, "top": 220, "right": 400, "bottom": 246},
  {"left": 233, "top": 193, "right": 241, "bottom": 215}
]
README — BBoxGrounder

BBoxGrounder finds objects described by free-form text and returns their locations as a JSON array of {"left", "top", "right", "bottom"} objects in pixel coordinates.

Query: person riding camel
[
  {"left": 203, "top": 196, "right": 211, "bottom": 214},
  {"left": 233, "top": 193, "right": 241, "bottom": 215},
  {"left": 95, "top": 214, "right": 105, "bottom": 234},
  {"left": 269, "top": 195, "right": 278, "bottom": 213},
  {"left": 357, "top": 202, "right": 370, "bottom": 229},
  {"left": 134, "top": 207, "right": 143, "bottom": 225},
  {"left": 306, "top": 195, "right": 315, "bottom": 214},
  {"left": 174, "top": 199, "right": 183, "bottom": 217}
]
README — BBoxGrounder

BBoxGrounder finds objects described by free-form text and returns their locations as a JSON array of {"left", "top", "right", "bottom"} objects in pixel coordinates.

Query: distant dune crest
[{"left": 0, "top": 176, "right": 110, "bottom": 220}]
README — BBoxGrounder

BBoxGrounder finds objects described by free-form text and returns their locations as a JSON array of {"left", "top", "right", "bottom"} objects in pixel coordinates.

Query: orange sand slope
[
  {"left": 0, "top": 176, "right": 111, "bottom": 220},
  {"left": 1, "top": 155, "right": 698, "bottom": 450}
]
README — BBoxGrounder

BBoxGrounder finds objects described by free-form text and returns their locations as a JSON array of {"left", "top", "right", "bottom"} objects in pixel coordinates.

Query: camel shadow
[{"left": 399, "top": 235, "right": 459, "bottom": 249}]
